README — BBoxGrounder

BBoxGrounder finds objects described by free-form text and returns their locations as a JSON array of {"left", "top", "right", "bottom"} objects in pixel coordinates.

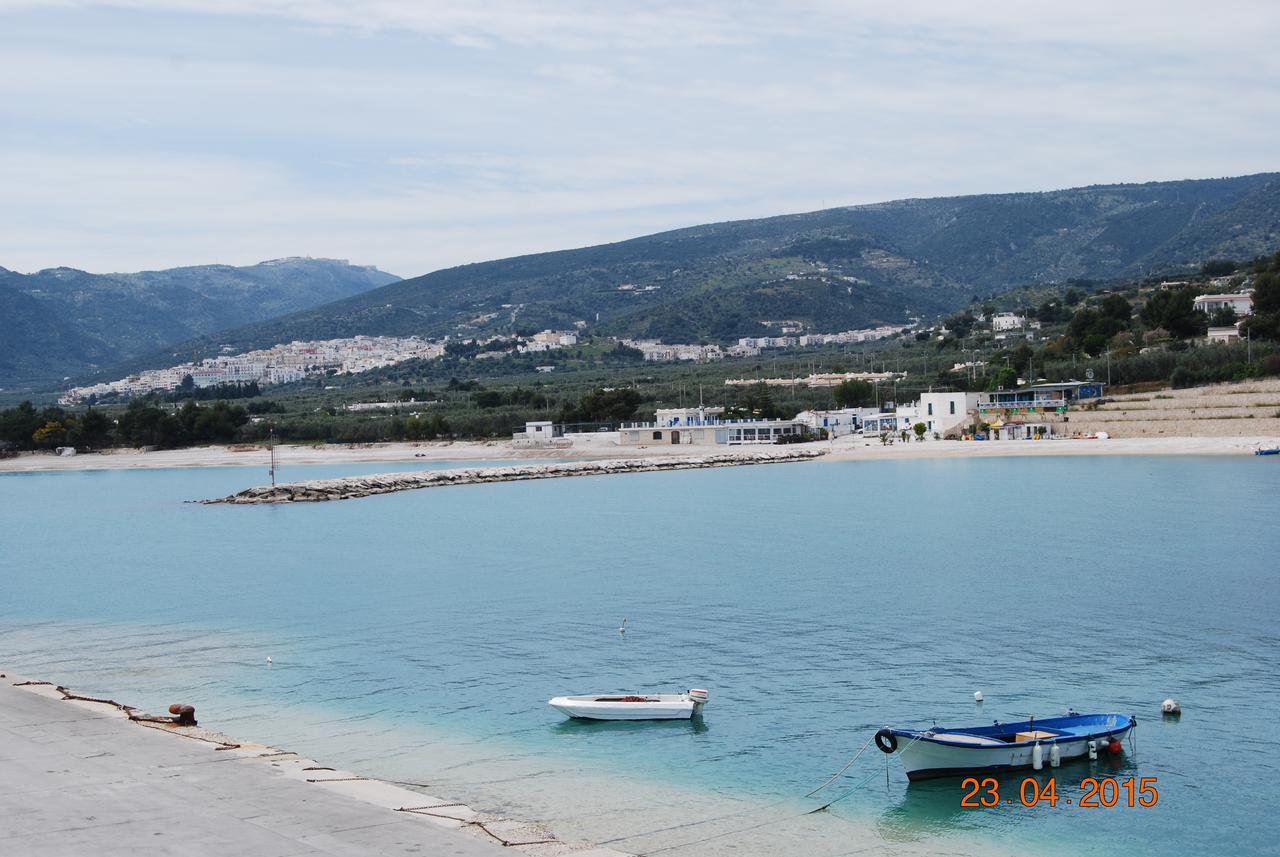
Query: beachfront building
[
  {"left": 979, "top": 381, "right": 1105, "bottom": 417},
  {"left": 1193, "top": 293, "right": 1252, "bottom": 316},
  {"left": 618, "top": 414, "right": 805, "bottom": 446},
  {"left": 512, "top": 421, "right": 570, "bottom": 448},
  {"left": 986, "top": 420, "right": 1056, "bottom": 441},
  {"left": 859, "top": 412, "right": 900, "bottom": 436},
  {"left": 917, "top": 392, "right": 982, "bottom": 437},
  {"left": 654, "top": 406, "right": 726, "bottom": 427},
  {"left": 793, "top": 408, "right": 872, "bottom": 437},
  {"left": 976, "top": 381, "right": 1104, "bottom": 440}
]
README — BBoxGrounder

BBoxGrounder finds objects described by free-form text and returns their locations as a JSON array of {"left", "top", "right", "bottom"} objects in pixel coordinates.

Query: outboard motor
[{"left": 688, "top": 688, "right": 709, "bottom": 707}]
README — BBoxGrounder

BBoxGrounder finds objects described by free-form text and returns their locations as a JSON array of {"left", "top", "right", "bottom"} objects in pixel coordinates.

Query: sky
[{"left": 1, "top": 1, "right": 1278, "bottom": 278}]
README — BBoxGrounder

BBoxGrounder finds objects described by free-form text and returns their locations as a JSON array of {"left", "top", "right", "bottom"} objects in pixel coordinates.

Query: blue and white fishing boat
[
  {"left": 1255, "top": 447, "right": 1280, "bottom": 456},
  {"left": 875, "top": 712, "right": 1136, "bottom": 781}
]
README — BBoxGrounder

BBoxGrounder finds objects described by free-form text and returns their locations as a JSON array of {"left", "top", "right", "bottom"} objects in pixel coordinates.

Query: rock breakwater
[{"left": 204, "top": 448, "right": 827, "bottom": 504}]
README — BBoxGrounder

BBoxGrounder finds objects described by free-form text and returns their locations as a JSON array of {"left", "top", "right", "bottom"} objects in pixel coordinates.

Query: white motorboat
[{"left": 548, "top": 688, "right": 708, "bottom": 720}]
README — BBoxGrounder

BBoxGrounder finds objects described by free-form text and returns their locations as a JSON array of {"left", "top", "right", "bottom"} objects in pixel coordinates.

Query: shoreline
[
  {"left": 0, "top": 668, "right": 1018, "bottom": 857},
  {"left": 2, "top": 432, "right": 1276, "bottom": 475},
  {"left": 0, "top": 670, "right": 630, "bottom": 856}
]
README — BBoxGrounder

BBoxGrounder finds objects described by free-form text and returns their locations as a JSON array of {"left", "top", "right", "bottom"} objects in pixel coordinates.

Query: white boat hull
[{"left": 548, "top": 692, "right": 704, "bottom": 720}]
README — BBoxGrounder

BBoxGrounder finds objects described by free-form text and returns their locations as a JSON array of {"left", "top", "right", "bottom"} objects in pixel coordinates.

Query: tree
[
  {"left": 32, "top": 420, "right": 68, "bottom": 448},
  {"left": 987, "top": 365, "right": 1018, "bottom": 390},
  {"left": 912, "top": 422, "right": 927, "bottom": 442},
  {"left": 1200, "top": 258, "right": 1237, "bottom": 276},
  {"left": 560, "top": 387, "right": 642, "bottom": 423},
  {"left": 1099, "top": 294, "right": 1133, "bottom": 323},
  {"left": 1241, "top": 256, "right": 1280, "bottom": 341},
  {"left": 1208, "top": 306, "right": 1238, "bottom": 327},
  {"left": 833, "top": 379, "right": 874, "bottom": 408},
  {"left": 70, "top": 408, "right": 112, "bottom": 449},
  {"left": 1141, "top": 288, "right": 1206, "bottom": 339}
]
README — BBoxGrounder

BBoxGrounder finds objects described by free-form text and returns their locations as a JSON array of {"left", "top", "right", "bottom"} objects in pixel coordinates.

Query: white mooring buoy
[
  {"left": 973, "top": 690, "right": 983, "bottom": 703},
  {"left": 1032, "top": 741, "right": 1044, "bottom": 770},
  {"left": 1049, "top": 743, "right": 1061, "bottom": 768},
  {"left": 1161, "top": 697, "right": 1181, "bottom": 715},
  {"left": 1088, "top": 739, "right": 1098, "bottom": 760},
  {"left": 266, "top": 656, "right": 273, "bottom": 664}
]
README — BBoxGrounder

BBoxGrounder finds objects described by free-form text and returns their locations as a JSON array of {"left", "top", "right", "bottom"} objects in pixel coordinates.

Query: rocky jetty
[{"left": 204, "top": 448, "right": 828, "bottom": 504}]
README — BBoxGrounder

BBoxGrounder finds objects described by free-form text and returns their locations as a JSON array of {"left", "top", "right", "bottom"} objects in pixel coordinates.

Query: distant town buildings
[
  {"left": 724, "top": 371, "right": 900, "bottom": 387},
  {"left": 60, "top": 336, "right": 446, "bottom": 404},
  {"left": 518, "top": 330, "right": 579, "bottom": 353}
]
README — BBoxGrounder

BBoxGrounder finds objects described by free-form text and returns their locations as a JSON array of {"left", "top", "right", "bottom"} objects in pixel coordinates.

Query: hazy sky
[{"left": 2, "top": 1, "right": 1277, "bottom": 277}]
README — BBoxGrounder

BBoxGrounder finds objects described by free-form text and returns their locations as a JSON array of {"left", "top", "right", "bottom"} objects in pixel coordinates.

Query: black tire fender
[{"left": 875, "top": 728, "right": 898, "bottom": 754}]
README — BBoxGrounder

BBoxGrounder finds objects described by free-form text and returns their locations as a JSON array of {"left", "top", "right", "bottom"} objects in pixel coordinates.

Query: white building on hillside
[
  {"left": 1193, "top": 293, "right": 1252, "bottom": 316},
  {"left": 991, "top": 313, "right": 1026, "bottom": 332}
]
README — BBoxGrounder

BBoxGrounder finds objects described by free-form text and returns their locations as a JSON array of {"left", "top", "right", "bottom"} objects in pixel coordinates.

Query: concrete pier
[
  {"left": 205, "top": 448, "right": 827, "bottom": 504},
  {"left": 0, "top": 676, "right": 626, "bottom": 856}
]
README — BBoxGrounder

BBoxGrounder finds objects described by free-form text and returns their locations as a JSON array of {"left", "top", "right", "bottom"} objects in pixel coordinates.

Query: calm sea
[{"left": 2, "top": 455, "right": 1277, "bottom": 857}]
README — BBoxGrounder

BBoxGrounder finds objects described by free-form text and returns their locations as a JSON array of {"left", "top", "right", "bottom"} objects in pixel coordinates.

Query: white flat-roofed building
[
  {"left": 1193, "top": 293, "right": 1252, "bottom": 316},
  {"left": 1206, "top": 325, "right": 1243, "bottom": 343},
  {"left": 619, "top": 415, "right": 804, "bottom": 446},
  {"left": 991, "top": 313, "right": 1026, "bottom": 331},
  {"left": 794, "top": 408, "right": 868, "bottom": 437},
  {"left": 654, "top": 406, "right": 725, "bottom": 426},
  {"left": 917, "top": 392, "right": 981, "bottom": 437},
  {"left": 859, "top": 412, "right": 899, "bottom": 435}
]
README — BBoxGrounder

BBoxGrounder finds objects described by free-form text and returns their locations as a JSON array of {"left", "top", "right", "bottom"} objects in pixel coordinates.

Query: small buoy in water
[
  {"left": 618, "top": 618, "right": 627, "bottom": 635},
  {"left": 266, "top": 656, "right": 273, "bottom": 664},
  {"left": 1032, "top": 741, "right": 1044, "bottom": 770},
  {"left": 1049, "top": 743, "right": 1061, "bottom": 768},
  {"left": 1161, "top": 698, "right": 1181, "bottom": 715},
  {"left": 974, "top": 691, "right": 983, "bottom": 703},
  {"left": 1107, "top": 739, "right": 1123, "bottom": 755}
]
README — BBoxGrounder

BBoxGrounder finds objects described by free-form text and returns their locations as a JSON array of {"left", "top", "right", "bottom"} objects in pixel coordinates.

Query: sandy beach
[{"left": 3, "top": 431, "right": 1275, "bottom": 475}]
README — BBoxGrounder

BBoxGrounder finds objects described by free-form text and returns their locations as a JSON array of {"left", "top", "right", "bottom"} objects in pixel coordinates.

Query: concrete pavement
[{"left": 0, "top": 674, "right": 621, "bottom": 856}]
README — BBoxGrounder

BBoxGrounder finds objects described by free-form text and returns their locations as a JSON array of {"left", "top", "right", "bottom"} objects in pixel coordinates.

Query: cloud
[{"left": 0, "top": 1, "right": 1276, "bottom": 275}]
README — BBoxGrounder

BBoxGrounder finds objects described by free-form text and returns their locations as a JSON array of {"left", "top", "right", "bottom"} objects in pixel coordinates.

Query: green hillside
[
  {"left": 0, "top": 258, "right": 398, "bottom": 390},
  {"left": 149, "top": 174, "right": 1279, "bottom": 368}
]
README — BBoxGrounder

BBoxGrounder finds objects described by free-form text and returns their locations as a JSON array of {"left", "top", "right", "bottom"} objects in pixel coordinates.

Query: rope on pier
[
  {"left": 306, "top": 776, "right": 368, "bottom": 783},
  {"left": 131, "top": 720, "right": 240, "bottom": 749},
  {"left": 468, "top": 820, "right": 558, "bottom": 848},
  {"left": 12, "top": 680, "right": 53, "bottom": 686},
  {"left": 396, "top": 806, "right": 558, "bottom": 848}
]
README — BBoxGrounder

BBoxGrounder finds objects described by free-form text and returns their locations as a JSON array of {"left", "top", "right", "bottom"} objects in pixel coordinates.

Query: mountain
[
  {"left": 0, "top": 258, "right": 398, "bottom": 389},
  {"left": 145, "top": 173, "right": 1279, "bottom": 365}
]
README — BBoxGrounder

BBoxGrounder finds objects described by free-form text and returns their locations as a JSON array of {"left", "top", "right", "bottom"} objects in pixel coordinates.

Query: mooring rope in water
[
  {"left": 805, "top": 733, "right": 876, "bottom": 797},
  {"left": 599, "top": 732, "right": 898, "bottom": 854}
]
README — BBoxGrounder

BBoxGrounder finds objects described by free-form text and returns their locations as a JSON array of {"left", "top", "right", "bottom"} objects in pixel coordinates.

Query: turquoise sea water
[{"left": 2, "top": 455, "right": 1277, "bottom": 856}]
